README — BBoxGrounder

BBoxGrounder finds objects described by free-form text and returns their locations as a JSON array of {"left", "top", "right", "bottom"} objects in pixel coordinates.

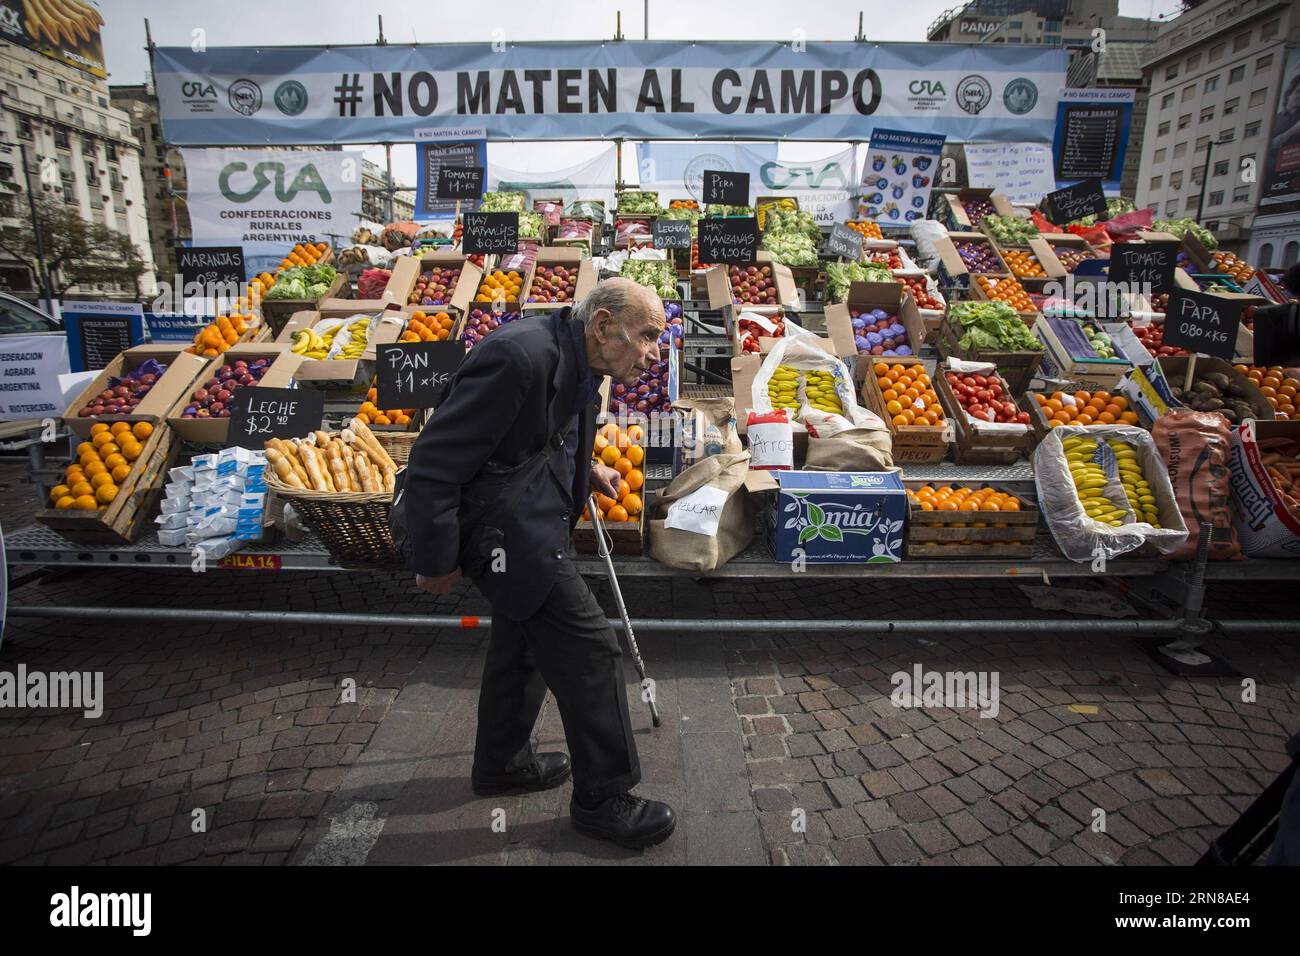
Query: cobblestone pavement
[{"left": 2, "top": 547, "right": 1296, "bottom": 866}]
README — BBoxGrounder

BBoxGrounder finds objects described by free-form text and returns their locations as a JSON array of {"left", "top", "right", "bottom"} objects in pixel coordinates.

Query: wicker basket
[
  {"left": 267, "top": 474, "right": 400, "bottom": 565},
  {"left": 374, "top": 430, "right": 418, "bottom": 465}
]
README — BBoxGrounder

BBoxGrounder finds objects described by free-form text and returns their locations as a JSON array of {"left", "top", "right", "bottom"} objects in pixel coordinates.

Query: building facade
[
  {"left": 110, "top": 83, "right": 183, "bottom": 283},
  {"left": 0, "top": 43, "right": 157, "bottom": 301},
  {"left": 1135, "top": 0, "right": 1296, "bottom": 256},
  {"left": 361, "top": 158, "right": 415, "bottom": 225},
  {"left": 928, "top": 0, "right": 1156, "bottom": 59}
]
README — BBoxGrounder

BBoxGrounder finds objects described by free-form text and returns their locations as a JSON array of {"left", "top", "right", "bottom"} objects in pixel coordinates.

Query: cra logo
[{"left": 217, "top": 162, "right": 332, "bottom": 203}]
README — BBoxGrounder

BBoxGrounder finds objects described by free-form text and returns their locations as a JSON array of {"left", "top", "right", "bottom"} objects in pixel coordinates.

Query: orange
[
  {"left": 595, "top": 493, "right": 617, "bottom": 513},
  {"left": 625, "top": 469, "right": 644, "bottom": 492},
  {"left": 614, "top": 458, "right": 633, "bottom": 477},
  {"left": 100, "top": 444, "right": 120, "bottom": 459},
  {"left": 600, "top": 444, "right": 621, "bottom": 467},
  {"left": 76, "top": 441, "right": 96, "bottom": 458},
  {"left": 882, "top": 389, "right": 899, "bottom": 403},
  {"left": 50, "top": 484, "right": 71, "bottom": 502},
  {"left": 1097, "top": 411, "right": 1116, "bottom": 424},
  {"left": 606, "top": 504, "right": 629, "bottom": 523},
  {"left": 111, "top": 464, "right": 131, "bottom": 483},
  {"left": 90, "top": 472, "right": 113, "bottom": 489},
  {"left": 69, "top": 480, "right": 94, "bottom": 498},
  {"left": 625, "top": 445, "right": 645, "bottom": 467},
  {"left": 95, "top": 484, "right": 117, "bottom": 505},
  {"left": 600, "top": 423, "right": 621, "bottom": 441},
  {"left": 885, "top": 400, "right": 903, "bottom": 417},
  {"left": 627, "top": 425, "right": 645, "bottom": 443},
  {"left": 593, "top": 434, "right": 609, "bottom": 452},
  {"left": 1002, "top": 499, "right": 1021, "bottom": 511},
  {"left": 89, "top": 422, "right": 110, "bottom": 436},
  {"left": 1110, "top": 396, "right": 1128, "bottom": 411},
  {"left": 103, "top": 453, "right": 127, "bottom": 470},
  {"left": 73, "top": 494, "right": 98, "bottom": 511},
  {"left": 980, "top": 501, "right": 1001, "bottom": 512},
  {"left": 1075, "top": 412, "right": 1094, "bottom": 426},
  {"left": 622, "top": 493, "right": 642, "bottom": 516},
  {"left": 55, "top": 496, "right": 77, "bottom": 510},
  {"left": 110, "top": 421, "right": 132, "bottom": 436},
  {"left": 1119, "top": 411, "right": 1138, "bottom": 425},
  {"left": 120, "top": 442, "right": 142, "bottom": 462}
]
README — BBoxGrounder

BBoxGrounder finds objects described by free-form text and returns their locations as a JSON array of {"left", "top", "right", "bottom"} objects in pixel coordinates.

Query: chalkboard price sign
[
  {"left": 702, "top": 170, "right": 749, "bottom": 206},
  {"left": 462, "top": 212, "right": 518, "bottom": 255},
  {"left": 226, "top": 387, "right": 326, "bottom": 450},
  {"left": 1043, "top": 179, "right": 1108, "bottom": 225},
  {"left": 376, "top": 341, "right": 465, "bottom": 411},
  {"left": 697, "top": 217, "right": 758, "bottom": 265},
  {"left": 436, "top": 166, "right": 484, "bottom": 201},
  {"left": 178, "top": 246, "right": 245, "bottom": 288},
  {"left": 1163, "top": 288, "right": 1243, "bottom": 362},
  {"left": 825, "top": 223, "right": 864, "bottom": 260},
  {"left": 652, "top": 218, "right": 692, "bottom": 250},
  {"left": 1109, "top": 241, "right": 1179, "bottom": 296}
]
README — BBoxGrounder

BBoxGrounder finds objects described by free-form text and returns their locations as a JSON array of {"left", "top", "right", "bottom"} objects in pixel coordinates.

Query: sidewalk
[{"left": 2, "top": 561, "right": 1296, "bottom": 866}]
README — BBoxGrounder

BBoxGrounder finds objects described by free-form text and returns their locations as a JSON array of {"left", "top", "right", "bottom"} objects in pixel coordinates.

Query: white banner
[
  {"left": 0, "top": 333, "right": 70, "bottom": 421},
  {"left": 182, "top": 149, "right": 362, "bottom": 275},
  {"left": 487, "top": 144, "right": 618, "bottom": 213},
  {"left": 964, "top": 142, "right": 1058, "bottom": 205}
]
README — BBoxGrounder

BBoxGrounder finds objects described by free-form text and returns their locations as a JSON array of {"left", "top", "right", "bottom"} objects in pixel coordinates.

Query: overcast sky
[{"left": 98, "top": 0, "right": 1185, "bottom": 193}]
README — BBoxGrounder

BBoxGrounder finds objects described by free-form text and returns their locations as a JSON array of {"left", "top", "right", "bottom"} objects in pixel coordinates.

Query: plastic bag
[
  {"left": 1152, "top": 411, "right": 1242, "bottom": 560},
  {"left": 1034, "top": 424, "right": 1189, "bottom": 563},
  {"left": 676, "top": 397, "right": 742, "bottom": 469},
  {"left": 943, "top": 358, "right": 1030, "bottom": 436},
  {"left": 1031, "top": 210, "right": 1058, "bottom": 234},
  {"left": 752, "top": 334, "right": 865, "bottom": 427},
  {"left": 746, "top": 409, "right": 794, "bottom": 470},
  {"left": 1103, "top": 208, "right": 1154, "bottom": 242}
]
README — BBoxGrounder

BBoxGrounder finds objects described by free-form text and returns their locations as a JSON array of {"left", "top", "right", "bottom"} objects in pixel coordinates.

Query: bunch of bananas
[
  {"left": 336, "top": 318, "right": 371, "bottom": 360},
  {"left": 1063, "top": 435, "right": 1162, "bottom": 528},
  {"left": 290, "top": 327, "right": 331, "bottom": 359},
  {"left": 765, "top": 365, "right": 844, "bottom": 420},
  {"left": 290, "top": 318, "right": 371, "bottom": 360}
]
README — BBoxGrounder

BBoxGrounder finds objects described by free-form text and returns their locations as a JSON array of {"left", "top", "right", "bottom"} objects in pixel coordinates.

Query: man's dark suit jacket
[{"left": 403, "top": 308, "right": 601, "bottom": 621}]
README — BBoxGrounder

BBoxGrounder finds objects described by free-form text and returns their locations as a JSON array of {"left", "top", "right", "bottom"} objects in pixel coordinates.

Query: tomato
[{"left": 972, "top": 375, "right": 988, "bottom": 387}]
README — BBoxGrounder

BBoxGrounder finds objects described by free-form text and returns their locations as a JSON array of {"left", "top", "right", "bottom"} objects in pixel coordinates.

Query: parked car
[{"left": 0, "top": 293, "right": 59, "bottom": 334}]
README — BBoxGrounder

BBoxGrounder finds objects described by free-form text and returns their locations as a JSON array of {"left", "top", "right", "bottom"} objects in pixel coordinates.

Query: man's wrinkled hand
[
  {"left": 416, "top": 569, "right": 462, "bottom": 594},
  {"left": 590, "top": 462, "right": 622, "bottom": 500}
]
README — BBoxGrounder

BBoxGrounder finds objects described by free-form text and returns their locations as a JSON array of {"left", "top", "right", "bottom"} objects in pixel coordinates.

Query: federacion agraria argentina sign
[{"left": 155, "top": 40, "right": 1065, "bottom": 145}]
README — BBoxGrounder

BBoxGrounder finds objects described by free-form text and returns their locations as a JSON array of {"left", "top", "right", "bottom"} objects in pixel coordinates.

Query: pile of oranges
[
  {"left": 584, "top": 424, "right": 646, "bottom": 524},
  {"left": 49, "top": 421, "right": 152, "bottom": 512},
  {"left": 1032, "top": 389, "right": 1138, "bottom": 427},
  {"left": 906, "top": 484, "right": 1023, "bottom": 515},
  {"left": 976, "top": 275, "right": 1036, "bottom": 313},
  {"left": 356, "top": 384, "right": 413, "bottom": 428},
  {"left": 1001, "top": 249, "right": 1046, "bottom": 279},
  {"left": 399, "top": 311, "right": 455, "bottom": 342},
  {"left": 1236, "top": 365, "right": 1299, "bottom": 420},
  {"left": 278, "top": 242, "right": 330, "bottom": 272},
  {"left": 186, "top": 314, "right": 253, "bottom": 358},
  {"left": 475, "top": 270, "right": 524, "bottom": 304},
  {"left": 873, "top": 362, "right": 945, "bottom": 429},
  {"left": 845, "top": 220, "right": 883, "bottom": 240}
]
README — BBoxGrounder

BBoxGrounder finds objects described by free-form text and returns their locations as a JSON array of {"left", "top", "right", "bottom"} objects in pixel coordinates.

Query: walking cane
[{"left": 589, "top": 494, "right": 661, "bottom": 728}]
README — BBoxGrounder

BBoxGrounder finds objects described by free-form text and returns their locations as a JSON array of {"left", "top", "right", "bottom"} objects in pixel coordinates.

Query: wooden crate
[
  {"left": 572, "top": 500, "right": 645, "bottom": 555},
  {"left": 35, "top": 424, "right": 179, "bottom": 545},
  {"left": 935, "top": 368, "right": 1036, "bottom": 465},
  {"left": 903, "top": 481, "right": 1038, "bottom": 558},
  {"left": 859, "top": 357, "right": 949, "bottom": 465},
  {"left": 935, "top": 317, "right": 1044, "bottom": 396}
]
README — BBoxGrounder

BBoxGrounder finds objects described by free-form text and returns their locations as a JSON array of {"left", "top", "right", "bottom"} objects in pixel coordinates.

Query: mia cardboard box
[
  {"left": 825, "top": 281, "right": 926, "bottom": 384},
  {"left": 167, "top": 344, "right": 305, "bottom": 444},
  {"left": 63, "top": 345, "right": 210, "bottom": 440},
  {"left": 520, "top": 247, "right": 598, "bottom": 314},
  {"left": 704, "top": 252, "right": 801, "bottom": 311},
  {"left": 1229, "top": 419, "right": 1300, "bottom": 558},
  {"left": 275, "top": 305, "right": 405, "bottom": 381},
  {"left": 765, "top": 470, "right": 907, "bottom": 564}
]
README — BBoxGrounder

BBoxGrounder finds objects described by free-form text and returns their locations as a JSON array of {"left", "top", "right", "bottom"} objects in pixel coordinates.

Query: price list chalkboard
[
  {"left": 462, "top": 212, "right": 518, "bottom": 255},
  {"left": 376, "top": 341, "right": 465, "bottom": 411},
  {"left": 1163, "top": 289, "right": 1243, "bottom": 362},
  {"left": 697, "top": 217, "right": 758, "bottom": 265},
  {"left": 226, "top": 387, "right": 326, "bottom": 450},
  {"left": 652, "top": 218, "right": 692, "bottom": 250},
  {"left": 825, "top": 223, "right": 864, "bottom": 260},
  {"left": 1055, "top": 104, "right": 1124, "bottom": 182}
]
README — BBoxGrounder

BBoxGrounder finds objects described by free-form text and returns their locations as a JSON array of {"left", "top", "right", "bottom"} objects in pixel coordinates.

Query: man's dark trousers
[{"left": 472, "top": 562, "right": 641, "bottom": 803}]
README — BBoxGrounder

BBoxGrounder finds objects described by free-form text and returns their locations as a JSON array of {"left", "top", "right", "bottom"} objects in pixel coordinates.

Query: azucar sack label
[
  {"left": 649, "top": 452, "right": 754, "bottom": 572},
  {"left": 664, "top": 484, "right": 729, "bottom": 536}
]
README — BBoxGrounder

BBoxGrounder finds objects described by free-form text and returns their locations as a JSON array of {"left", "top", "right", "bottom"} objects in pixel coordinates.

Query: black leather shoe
[
  {"left": 570, "top": 792, "right": 676, "bottom": 850},
  {"left": 471, "top": 752, "right": 572, "bottom": 796}
]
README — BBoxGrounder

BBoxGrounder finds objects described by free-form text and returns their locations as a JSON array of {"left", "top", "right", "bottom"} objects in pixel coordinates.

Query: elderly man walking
[{"left": 402, "top": 278, "right": 676, "bottom": 850}]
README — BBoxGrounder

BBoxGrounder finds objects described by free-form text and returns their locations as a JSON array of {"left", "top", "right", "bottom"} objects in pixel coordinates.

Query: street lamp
[{"left": 1195, "top": 139, "right": 1228, "bottom": 225}]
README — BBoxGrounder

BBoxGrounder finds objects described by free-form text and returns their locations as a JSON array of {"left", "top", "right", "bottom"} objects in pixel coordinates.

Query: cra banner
[{"left": 154, "top": 41, "right": 1065, "bottom": 145}]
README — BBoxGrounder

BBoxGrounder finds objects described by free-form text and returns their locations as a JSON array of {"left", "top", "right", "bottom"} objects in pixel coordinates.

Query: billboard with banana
[{"left": 0, "top": 1, "right": 106, "bottom": 80}]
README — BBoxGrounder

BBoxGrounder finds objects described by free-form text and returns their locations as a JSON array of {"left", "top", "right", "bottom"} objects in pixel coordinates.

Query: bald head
[{"left": 577, "top": 277, "right": 666, "bottom": 386}]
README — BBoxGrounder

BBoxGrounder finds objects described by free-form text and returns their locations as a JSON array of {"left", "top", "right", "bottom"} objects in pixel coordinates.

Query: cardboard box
[
  {"left": 934, "top": 364, "right": 1036, "bottom": 465},
  {"left": 935, "top": 232, "right": 1010, "bottom": 290},
  {"left": 519, "top": 247, "right": 598, "bottom": 313},
  {"left": 935, "top": 189, "right": 1018, "bottom": 231},
  {"left": 63, "top": 345, "right": 210, "bottom": 440},
  {"left": 275, "top": 305, "right": 405, "bottom": 382},
  {"left": 825, "top": 281, "right": 926, "bottom": 382},
  {"left": 765, "top": 471, "right": 907, "bottom": 564},
  {"left": 704, "top": 252, "right": 801, "bottom": 310},
  {"left": 997, "top": 237, "right": 1068, "bottom": 284},
  {"left": 167, "top": 344, "right": 305, "bottom": 445},
  {"left": 731, "top": 347, "right": 853, "bottom": 441},
  {"left": 1032, "top": 315, "right": 1134, "bottom": 392},
  {"left": 1179, "top": 231, "right": 1215, "bottom": 272},
  {"left": 1156, "top": 355, "right": 1276, "bottom": 421},
  {"left": 1229, "top": 419, "right": 1300, "bottom": 558}
]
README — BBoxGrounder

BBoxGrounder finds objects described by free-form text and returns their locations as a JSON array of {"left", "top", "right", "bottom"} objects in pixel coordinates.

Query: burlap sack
[
  {"left": 648, "top": 451, "right": 753, "bottom": 572},
  {"left": 804, "top": 427, "right": 894, "bottom": 471}
]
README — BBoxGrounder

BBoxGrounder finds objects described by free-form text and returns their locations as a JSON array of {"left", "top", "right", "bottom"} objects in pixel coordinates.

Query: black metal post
[{"left": 1195, "top": 140, "right": 1221, "bottom": 224}]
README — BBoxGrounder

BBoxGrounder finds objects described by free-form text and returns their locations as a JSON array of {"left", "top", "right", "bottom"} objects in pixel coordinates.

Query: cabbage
[
  {"left": 1068, "top": 197, "right": 1136, "bottom": 227},
  {"left": 619, "top": 259, "right": 678, "bottom": 299},
  {"left": 1152, "top": 218, "right": 1219, "bottom": 250},
  {"left": 825, "top": 261, "right": 893, "bottom": 303},
  {"left": 265, "top": 264, "right": 338, "bottom": 300},
  {"left": 480, "top": 191, "right": 527, "bottom": 212},
  {"left": 949, "top": 300, "right": 1042, "bottom": 352},
  {"left": 618, "top": 191, "right": 662, "bottom": 214}
]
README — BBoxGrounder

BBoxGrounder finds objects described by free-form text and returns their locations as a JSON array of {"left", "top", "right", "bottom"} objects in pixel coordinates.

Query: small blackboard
[
  {"left": 1109, "top": 241, "right": 1179, "bottom": 296},
  {"left": 436, "top": 166, "right": 484, "bottom": 201},
  {"left": 697, "top": 217, "right": 758, "bottom": 265},
  {"left": 376, "top": 341, "right": 465, "bottom": 411},
  {"left": 1163, "top": 289, "right": 1243, "bottom": 362},
  {"left": 178, "top": 246, "right": 245, "bottom": 287},
  {"left": 703, "top": 170, "right": 749, "bottom": 206},
  {"left": 825, "top": 223, "right": 864, "bottom": 260},
  {"left": 462, "top": 212, "right": 518, "bottom": 255},
  {"left": 652, "top": 218, "right": 692, "bottom": 250},
  {"left": 1043, "top": 179, "right": 1107, "bottom": 225},
  {"left": 226, "top": 386, "right": 326, "bottom": 450}
]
